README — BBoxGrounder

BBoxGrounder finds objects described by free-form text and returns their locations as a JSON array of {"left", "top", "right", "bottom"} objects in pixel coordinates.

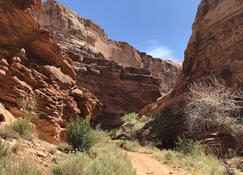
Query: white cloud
[
  {"left": 147, "top": 46, "right": 174, "bottom": 59},
  {"left": 141, "top": 40, "right": 175, "bottom": 60}
]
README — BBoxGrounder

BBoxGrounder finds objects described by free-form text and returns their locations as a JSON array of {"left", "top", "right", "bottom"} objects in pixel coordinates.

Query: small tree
[{"left": 66, "top": 118, "right": 95, "bottom": 151}]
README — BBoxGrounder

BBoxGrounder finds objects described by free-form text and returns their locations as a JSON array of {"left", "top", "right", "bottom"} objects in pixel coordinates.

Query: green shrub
[
  {"left": 66, "top": 118, "right": 95, "bottom": 151},
  {"left": 162, "top": 139, "right": 226, "bottom": 175},
  {"left": 108, "top": 128, "right": 118, "bottom": 139},
  {"left": 123, "top": 113, "right": 151, "bottom": 133},
  {"left": 11, "top": 119, "right": 32, "bottom": 136},
  {"left": 53, "top": 143, "right": 136, "bottom": 175},
  {"left": 176, "top": 138, "right": 204, "bottom": 156},
  {"left": 120, "top": 113, "right": 152, "bottom": 140}
]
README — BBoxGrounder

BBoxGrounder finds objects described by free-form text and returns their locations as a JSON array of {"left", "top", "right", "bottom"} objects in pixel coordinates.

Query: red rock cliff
[
  {"left": 140, "top": 0, "right": 243, "bottom": 149},
  {"left": 34, "top": 0, "right": 181, "bottom": 94},
  {"left": 0, "top": 0, "right": 164, "bottom": 141},
  {"left": 0, "top": 0, "right": 101, "bottom": 143}
]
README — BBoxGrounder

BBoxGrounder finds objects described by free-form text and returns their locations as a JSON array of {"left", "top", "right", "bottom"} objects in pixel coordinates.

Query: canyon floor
[
  {"left": 0, "top": 137, "right": 186, "bottom": 175},
  {"left": 126, "top": 151, "right": 185, "bottom": 175}
]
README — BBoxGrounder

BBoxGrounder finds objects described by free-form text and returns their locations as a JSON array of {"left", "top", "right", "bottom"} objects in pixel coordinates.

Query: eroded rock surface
[
  {"left": 0, "top": 0, "right": 101, "bottom": 143},
  {"left": 75, "top": 57, "right": 161, "bottom": 126},
  {"left": 34, "top": 0, "right": 181, "bottom": 93}
]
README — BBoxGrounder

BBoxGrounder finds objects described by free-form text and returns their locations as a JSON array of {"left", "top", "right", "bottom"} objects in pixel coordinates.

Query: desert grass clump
[
  {"left": 47, "top": 147, "right": 57, "bottom": 155},
  {"left": 19, "top": 95, "right": 39, "bottom": 121},
  {"left": 0, "top": 141, "right": 8, "bottom": 159},
  {"left": 6, "top": 95, "right": 39, "bottom": 140},
  {"left": 175, "top": 138, "right": 204, "bottom": 156},
  {"left": 12, "top": 119, "right": 32, "bottom": 136},
  {"left": 66, "top": 118, "right": 95, "bottom": 151},
  {"left": 56, "top": 143, "right": 73, "bottom": 153},
  {"left": 53, "top": 143, "right": 136, "bottom": 175},
  {"left": 117, "top": 140, "right": 141, "bottom": 152},
  {"left": 0, "top": 159, "right": 42, "bottom": 175},
  {"left": 163, "top": 139, "right": 226, "bottom": 175},
  {"left": 0, "top": 126, "right": 20, "bottom": 140}
]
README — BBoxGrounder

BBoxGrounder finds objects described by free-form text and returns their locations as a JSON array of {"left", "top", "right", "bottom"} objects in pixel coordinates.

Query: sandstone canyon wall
[
  {"left": 0, "top": 0, "right": 100, "bottom": 143},
  {"left": 34, "top": 0, "right": 182, "bottom": 94},
  {"left": 32, "top": 0, "right": 183, "bottom": 127},
  {"left": 140, "top": 0, "right": 243, "bottom": 151},
  {"left": 0, "top": 0, "right": 166, "bottom": 142}
]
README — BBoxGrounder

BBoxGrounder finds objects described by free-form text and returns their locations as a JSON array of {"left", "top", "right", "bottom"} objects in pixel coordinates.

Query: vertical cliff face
[
  {"left": 182, "top": 0, "right": 243, "bottom": 86},
  {"left": 0, "top": 0, "right": 102, "bottom": 143},
  {"left": 75, "top": 57, "right": 161, "bottom": 126},
  {"left": 140, "top": 0, "right": 243, "bottom": 149},
  {"left": 34, "top": 0, "right": 182, "bottom": 93}
]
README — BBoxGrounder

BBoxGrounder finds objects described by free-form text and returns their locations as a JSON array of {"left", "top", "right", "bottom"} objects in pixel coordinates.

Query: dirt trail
[{"left": 126, "top": 151, "right": 186, "bottom": 175}]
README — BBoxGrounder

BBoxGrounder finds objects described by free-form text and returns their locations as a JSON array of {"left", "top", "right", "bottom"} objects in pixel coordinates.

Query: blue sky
[{"left": 58, "top": 0, "right": 201, "bottom": 61}]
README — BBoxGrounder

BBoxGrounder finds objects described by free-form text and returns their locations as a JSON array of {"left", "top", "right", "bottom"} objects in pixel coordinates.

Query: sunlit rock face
[
  {"left": 0, "top": 0, "right": 101, "bottom": 143},
  {"left": 34, "top": 0, "right": 182, "bottom": 94},
  {"left": 32, "top": 0, "right": 183, "bottom": 127},
  {"left": 139, "top": 0, "right": 243, "bottom": 151}
]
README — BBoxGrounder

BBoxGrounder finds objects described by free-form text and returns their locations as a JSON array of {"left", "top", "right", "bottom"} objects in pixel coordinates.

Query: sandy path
[{"left": 126, "top": 151, "right": 185, "bottom": 175}]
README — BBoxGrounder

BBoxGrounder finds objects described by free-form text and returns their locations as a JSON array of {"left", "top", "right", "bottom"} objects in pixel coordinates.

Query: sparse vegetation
[
  {"left": 12, "top": 119, "right": 32, "bottom": 136},
  {"left": 0, "top": 159, "right": 42, "bottom": 175},
  {"left": 19, "top": 95, "right": 39, "bottom": 121},
  {"left": 0, "top": 95, "right": 39, "bottom": 141},
  {"left": 57, "top": 143, "right": 73, "bottom": 153},
  {"left": 11, "top": 143, "right": 20, "bottom": 154},
  {"left": 0, "top": 126, "right": 20, "bottom": 140},
  {"left": 92, "top": 129, "right": 110, "bottom": 144},
  {"left": 122, "top": 113, "right": 152, "bottom": 135},
  {"left": 53, "top": 143, "right": 136, "bottom": 175},
  {"left": 113, "top": 113, "right": 152, "bottom": 140},
  {"left": 0, "top": 141, "right": 8, "bottom": 159},
  {"left": 117, "top": 140, "right": 141, "bottom": 152},
  {"left": 48, "top": 147, "right": 57, "bottom": 155},
  {"left": 184, "top": 78, "right": 243, "bottom": 146},
  {"left": 163, "top": 139, "right": 226, "bottom": 175},
  {"left": 66, "top": 118, "right": 95, "bottom": 151},
  {"left": 175, "top": 138, "right": 204, "bottom": 156}
]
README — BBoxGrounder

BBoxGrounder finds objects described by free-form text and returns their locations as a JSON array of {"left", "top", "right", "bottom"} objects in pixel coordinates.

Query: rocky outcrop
[
  {"left": 0, "top": 0, "right": 101, "bottom": 143},
  {"left": 75, "top": 57, "right": 161, "bottom": 126},
  {"left": 0, "top": 103, "right": 15, "bottom": 126},
  {"left": 140, "top": 0, "right": 243, "bottom": 151},
  {"left": 34, "top": 0, "right": 181, "bottom": 93}
]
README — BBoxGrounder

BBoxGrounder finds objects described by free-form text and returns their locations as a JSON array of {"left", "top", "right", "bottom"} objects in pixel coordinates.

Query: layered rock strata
[{"left": 34, "top": 0, "right": 182, "bottom": 93}]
